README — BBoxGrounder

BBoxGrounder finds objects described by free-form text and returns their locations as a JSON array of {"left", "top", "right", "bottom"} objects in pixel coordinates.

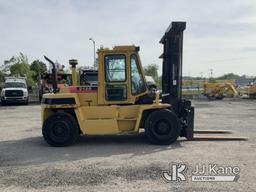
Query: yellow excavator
[
  {"left": 248, "top": 82, "right": 256, "bottom": 99},
  {"left": 203, "top": 82, "right": 238, "bottom": 100}
]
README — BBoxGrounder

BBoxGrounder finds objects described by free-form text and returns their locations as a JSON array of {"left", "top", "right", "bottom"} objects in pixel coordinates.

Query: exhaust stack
[
  {"left": 44, "top": 56, "right": 58, "bottom": 93},
  {"left": 69, "top": 59, "right": 78, "bottom": 86}
]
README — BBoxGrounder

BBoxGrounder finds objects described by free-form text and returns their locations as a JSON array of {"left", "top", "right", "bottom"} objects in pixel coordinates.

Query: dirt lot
[{"left": 0, "top": 99, "right": 255, "bottom": 192}]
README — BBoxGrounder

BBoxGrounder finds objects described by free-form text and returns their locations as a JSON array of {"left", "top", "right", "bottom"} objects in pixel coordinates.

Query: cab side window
[{"left": 131, "top": 54, "right": 146, "bottom": 95}]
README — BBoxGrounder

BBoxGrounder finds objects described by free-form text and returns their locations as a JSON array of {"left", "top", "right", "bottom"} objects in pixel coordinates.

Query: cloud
[{"left": 0, "top": 0, "right": 255, "bottom": 77}]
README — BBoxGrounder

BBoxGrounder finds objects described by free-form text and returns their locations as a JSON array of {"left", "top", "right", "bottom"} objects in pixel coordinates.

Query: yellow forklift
[
  {"left": 41, "top": 22, "right": 246, "bottom": 147},
  {"left": 41, "top": 22, "right": 194, "bottom": 146}
]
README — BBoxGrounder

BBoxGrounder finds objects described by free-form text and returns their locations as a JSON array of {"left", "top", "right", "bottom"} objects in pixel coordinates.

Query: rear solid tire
[
  {"left": 42, "top": 111, "right": 79, "bottom": 147},
  {"left": 144, "top": 109, "right": 181, "bottom": 145}
]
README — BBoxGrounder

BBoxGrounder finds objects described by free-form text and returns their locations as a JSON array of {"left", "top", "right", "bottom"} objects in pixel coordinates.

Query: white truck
[{"left": 1, "top": 77, "right": 29, "bottom": 105}]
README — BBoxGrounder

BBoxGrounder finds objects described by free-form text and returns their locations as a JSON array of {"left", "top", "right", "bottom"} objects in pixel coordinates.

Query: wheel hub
[
  {"left": 155, "top": 120, "right": 171, "bottom": 135},
  {"left": 52, "top": 122, "right": 68, "bottom": 138}
]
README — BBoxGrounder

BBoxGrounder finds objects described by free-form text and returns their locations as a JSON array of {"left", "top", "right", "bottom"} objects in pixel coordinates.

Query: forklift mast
[
  {"left": 160, "top": 21, "right": 194, "bottom": 139},
  {"left": 160, "top": 22, "right": 185, "bottom": 113}
]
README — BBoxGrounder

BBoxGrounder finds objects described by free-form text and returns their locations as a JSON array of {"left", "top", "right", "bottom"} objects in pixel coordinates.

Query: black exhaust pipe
[{"left": 44, "top": 56, "right": 58, "bottom": 93}]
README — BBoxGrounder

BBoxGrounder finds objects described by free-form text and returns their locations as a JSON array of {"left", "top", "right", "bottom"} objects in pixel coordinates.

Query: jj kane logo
[
  {"left": 162, "top": 163, "right": 240, "bottom": 182},
  {"left": 162, "top": 163, "right": 187, "bottom": 182}
]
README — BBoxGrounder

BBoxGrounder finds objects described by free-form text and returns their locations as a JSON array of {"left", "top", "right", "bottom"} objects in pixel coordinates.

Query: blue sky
[{"left": 0, "top": 0, "right": 255, "bottom": 77}]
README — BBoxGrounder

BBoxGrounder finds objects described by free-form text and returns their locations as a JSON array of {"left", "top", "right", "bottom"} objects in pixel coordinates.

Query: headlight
[{"left": 23, "top": 90, "right": 28, "bottom": 97}]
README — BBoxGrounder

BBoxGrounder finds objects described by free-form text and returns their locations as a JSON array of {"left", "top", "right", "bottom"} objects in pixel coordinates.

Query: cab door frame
[{"left": 97, "top": 48, "right": 148, "bottom": 105}]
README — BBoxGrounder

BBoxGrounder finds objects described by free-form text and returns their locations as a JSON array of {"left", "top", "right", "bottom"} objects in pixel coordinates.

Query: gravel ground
[{"left": 0, "top": 99, "right": 255, "bottom": 192}]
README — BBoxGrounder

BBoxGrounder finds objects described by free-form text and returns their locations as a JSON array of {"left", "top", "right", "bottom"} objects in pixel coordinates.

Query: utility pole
[
  {"left": 89, "top": 37, "right": 96, "bottom": 69},
  {"left": 209, "top": 69, "right": 213, "bottom": 79},
  {"left": 200, "top": 72, "right": 203, "bottom": 79}
]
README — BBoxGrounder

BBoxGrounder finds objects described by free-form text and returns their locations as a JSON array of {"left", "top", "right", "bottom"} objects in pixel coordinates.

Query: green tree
[
  {"left": 30, "top": 60, "right": 47, "bottom": 81},
  {"left": 2, "top": 58, "right": 16, "bottom": 74},
  {"left": 0, "top": 71, "right": 5, "bottom": 82},
  {"left": 4, "top": 53, "right": 35, "bottom": 86},
  {"left": 143, "top": 64, "right": 159, "bottom": 83},
  {"left": 217, "top": 73, "right": 240, "bottom": 80},
  {"left": 9, "top": 63, "right": 35, "bottom": 85},
  {"left": 10, "top": 63, "right": 30, "bottom": 76},
  {"left": 4, "top": 53, "right": 29, "bottom": 74},
  {"left": 0, "top": 71, "right": 5, "bottom": 90}
]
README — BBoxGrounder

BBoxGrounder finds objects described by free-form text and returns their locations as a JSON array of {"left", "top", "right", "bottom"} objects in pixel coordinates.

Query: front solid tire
[
  {"left": 145, "top": 109, "right": 181, "bottom": 145},
  {"left": 42, "top": 112, "right": 79, "bottom": 147}
]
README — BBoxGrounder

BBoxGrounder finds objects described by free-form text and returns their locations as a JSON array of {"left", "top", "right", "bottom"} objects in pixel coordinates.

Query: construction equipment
[
  {"left": 80, "top": 68, "right": 98, "bottom": 86},
  {"left": 39, "top": 72, "right": 72, "bottom": 101},
  {"left": 248, "top": 82, "right": 256, "bottom": 99},
  {"left": 203, "top": 82, "right": 238, "bottom": 100},
  {"left": 41, "top": 22, "right": 195, "bottom": 146},
  {"left": 41, "top": 22, "right": 247, "bottom": 147}
]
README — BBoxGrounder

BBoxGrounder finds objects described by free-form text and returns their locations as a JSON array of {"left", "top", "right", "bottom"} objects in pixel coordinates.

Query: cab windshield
[{"left": 4, "top": 82, "right": 26, "bottom": 88}]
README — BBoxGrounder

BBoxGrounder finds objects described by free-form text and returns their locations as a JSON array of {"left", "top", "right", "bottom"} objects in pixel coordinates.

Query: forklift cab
[{"left": 97, "top": 46, "right": 150, "bottom": 105}]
